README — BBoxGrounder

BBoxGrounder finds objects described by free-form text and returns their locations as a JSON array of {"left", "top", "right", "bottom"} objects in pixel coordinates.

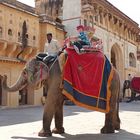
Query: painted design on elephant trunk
[{"left": 2, "top": 73, "right": 28, "bottom": 92}]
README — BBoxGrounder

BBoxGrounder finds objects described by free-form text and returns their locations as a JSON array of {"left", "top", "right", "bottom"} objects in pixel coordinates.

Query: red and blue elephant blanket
[{"left": 62, "top": 49, "right": 114, "bottom": 113}]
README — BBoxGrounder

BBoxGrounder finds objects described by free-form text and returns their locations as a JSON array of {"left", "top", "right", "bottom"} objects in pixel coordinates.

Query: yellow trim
[
  {"left": 97, "top": 55, "right": 105, "bottom": 108},
  {"left": 106, "top": 66, "right": 114, "bottom": 113},
  {"left": 63, "top": 78, "right": 106, "bottom": 99},
  {"left": 63, "top": 52, "right": 115, "bottom": 113}
]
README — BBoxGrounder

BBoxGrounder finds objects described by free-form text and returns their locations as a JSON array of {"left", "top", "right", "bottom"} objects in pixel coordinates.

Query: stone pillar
[
  {"left": 62, "top": 0, "right": 82, "bottom": 36},
  {"left": 27, "top": 85, "right": 35, "bottom": 105},
  {"left": 0, "top": 75, "right": 8, "bottom": 106},
  {"left": 8, "top": 92, "right": 19, "bottom": 107},
  {"left": 0, "top": 42, "right": 7, "bottom": 56},
  {"left": 1, "top": 90, "right": 8, "bottom": 106},
  {"left": 34, "top": 88, "right": 43, "bottom": 105}
]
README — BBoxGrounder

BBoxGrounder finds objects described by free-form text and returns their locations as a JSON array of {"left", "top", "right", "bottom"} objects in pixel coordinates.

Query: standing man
[
  {"left": 128, "top": 73, "right": 132, "bottom": 82},
  {"left": 127, "top": 73, "right": 133, "bottom": 98}
]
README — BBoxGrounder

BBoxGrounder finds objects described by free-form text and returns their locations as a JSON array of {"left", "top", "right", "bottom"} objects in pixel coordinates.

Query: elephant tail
[{"left": 117, "top": 74, "right": 121, "bottom": 124}]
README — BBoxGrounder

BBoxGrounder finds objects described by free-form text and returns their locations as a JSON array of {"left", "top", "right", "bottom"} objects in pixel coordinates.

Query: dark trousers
[{"left": 36, "top": 53, "right": 47, "bottom": 61}]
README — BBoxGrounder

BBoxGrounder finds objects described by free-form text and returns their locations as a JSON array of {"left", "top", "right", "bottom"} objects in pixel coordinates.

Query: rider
[{"left": 36, "top": 33, "right": 61, "bottom": 61}]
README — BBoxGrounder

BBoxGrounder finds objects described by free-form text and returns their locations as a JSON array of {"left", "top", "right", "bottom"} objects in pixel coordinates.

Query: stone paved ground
[{"left": 0, "top": 101, "right": 140, "bottom": 140}]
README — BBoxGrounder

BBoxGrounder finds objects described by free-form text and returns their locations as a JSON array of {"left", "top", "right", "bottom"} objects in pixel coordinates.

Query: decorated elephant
[
  {"left": 123, "top": 79, "right": 140, "bottom": 102},
  {"left": 2, "top": 51, "right": 121, "bottom": 137}
]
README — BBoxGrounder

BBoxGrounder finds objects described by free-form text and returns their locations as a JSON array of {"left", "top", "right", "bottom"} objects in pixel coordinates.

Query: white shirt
[{"left": 44, "top": 39, "right": 60, "bottom": 55}]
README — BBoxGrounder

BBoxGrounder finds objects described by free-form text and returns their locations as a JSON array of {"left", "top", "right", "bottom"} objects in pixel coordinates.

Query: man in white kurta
[{"left": 44, "top": 33, "right": 60, "bottom": 55}]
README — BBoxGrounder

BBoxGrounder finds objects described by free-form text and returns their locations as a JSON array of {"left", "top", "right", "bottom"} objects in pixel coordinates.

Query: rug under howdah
[{"left": 62, "top": 49, "right": 114, "bottom": 113}]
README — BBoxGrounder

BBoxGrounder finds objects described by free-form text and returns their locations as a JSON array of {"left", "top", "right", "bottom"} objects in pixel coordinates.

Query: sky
[{"left": 17, "top": 0, "right": 140, "bottom": 25}]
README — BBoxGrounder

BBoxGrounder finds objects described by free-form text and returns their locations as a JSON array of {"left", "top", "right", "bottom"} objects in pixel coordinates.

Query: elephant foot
[
  {"left": 115, "top": 123, "right": 120, "bottom": 130},
  {"left": 126, "top": 99, "right": 133, "bottom": 103},
  {"left": 38, "top": 128, "right": 52, "bottom": 137},
  {"left": 52, "top": 127, "right": 65, "bottom": 134},
  {"left": 100, "top": 126, "right": 115, "bottom": 134}
]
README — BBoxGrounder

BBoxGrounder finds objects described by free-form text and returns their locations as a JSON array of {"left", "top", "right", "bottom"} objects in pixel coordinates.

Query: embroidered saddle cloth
[{"left": 62, "top": 48, "right": 114, "bottom": 113}]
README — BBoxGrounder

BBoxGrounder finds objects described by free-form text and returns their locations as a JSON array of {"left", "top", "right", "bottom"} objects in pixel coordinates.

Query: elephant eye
[
  {"left": 23, "top": 70, "right": 27, "bottom": 75},
  {"left": 34, "top": 67, "right": 39, "bottom": 72}
]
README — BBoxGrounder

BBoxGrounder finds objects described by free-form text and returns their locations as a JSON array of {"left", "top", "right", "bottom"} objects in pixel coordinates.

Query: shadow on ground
[
  {"left": 0, "top": 102, "right": 139, "bottom": 126},
  {"left": 0, "top": 105, "right": 92, "bottom": 126},
  {"left": 11, "top": 130, "right": 140, "bottom": 140}
]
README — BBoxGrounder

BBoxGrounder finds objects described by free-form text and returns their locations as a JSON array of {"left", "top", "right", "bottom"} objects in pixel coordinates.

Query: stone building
[
  {"left": 0, "top": 0, "right": 140, "bottom": 107},
  {"left": 62, "top": 0, "right": 140, "bottom": 82},
  {"left": 0, "top": 0, "right": 65, "bottom": 107}
]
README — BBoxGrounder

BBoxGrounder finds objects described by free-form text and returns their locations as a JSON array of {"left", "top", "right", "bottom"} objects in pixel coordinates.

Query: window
[
  {"left": 84, "top": 19, "right": 87, "bottom": 26},
  {"left": 8, "top": 29, "right": 12, "bottom": 36},
  {"left": 18, "top": 32, "right": 20, "bottom": 36},
  {"left": 26, "top": 34, "right": 28, "bottom": 39},
  {"left": 95, "top": 15, "right": 98, "bottom": 22},
  {"left": 129, "top": 52, "right": 136, "bottom": 67},
  {"left": 89, "top": 16, "right": 93, "bottom": 27},
  {"left": 0, "top": 27, "right": 2, "bottom": 37},
  {"left": 33, "top": 35, "right": 36, "bottom": 40},
  {"left": 9, "top": 20, "right": 13, "bottom": 24},
  {"left": 18, "top": 32, "right": 21, "bottom": 42},
  {"left": 108, "top": 14, "right": 112, "bottom": 21},
  {"left": 0, "top": 27, "right": 2, "bottom": 32},
  {"left": 99, "top": 12, "right": 103, "bottom": 24}
]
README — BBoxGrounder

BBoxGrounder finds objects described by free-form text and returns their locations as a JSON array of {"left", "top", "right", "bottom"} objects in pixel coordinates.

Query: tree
[{"left": 17, "top": 21, "right": 27, "bottom": 61}]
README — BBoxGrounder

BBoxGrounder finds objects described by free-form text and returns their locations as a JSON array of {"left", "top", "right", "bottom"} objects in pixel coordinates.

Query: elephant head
[{"left": 2, "top": 58, "right": 49, "bottom": 92}]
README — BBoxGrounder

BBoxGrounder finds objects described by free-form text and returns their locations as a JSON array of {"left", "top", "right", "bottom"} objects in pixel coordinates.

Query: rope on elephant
[
  {"left": 37, "top": 61, "right": 49, "bottom": 81},
  {"left": 40, "top": 63, "right": 43, "bottom": 80},
  {"left": 49, "top": 56, "right": 59, "bottom": 72}
]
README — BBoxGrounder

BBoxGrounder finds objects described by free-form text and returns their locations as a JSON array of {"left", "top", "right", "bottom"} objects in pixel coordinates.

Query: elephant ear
[{"left": 25, "top": 58, "right": 39, "bottom": 73}]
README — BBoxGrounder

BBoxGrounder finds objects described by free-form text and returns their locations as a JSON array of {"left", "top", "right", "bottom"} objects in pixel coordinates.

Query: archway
[
  {"left": 111, "top": 43, "right": 124, "bottom": 80},
  {"left": 19, "top": 87, "right": 27, "bottom": 105}
]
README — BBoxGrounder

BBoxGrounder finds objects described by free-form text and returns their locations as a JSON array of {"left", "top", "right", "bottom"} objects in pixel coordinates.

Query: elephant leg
[
  {"left": 52, "top": 96, "right": 65, "bottom": 134},
  {"left": 101, "top": 106, "right": 120, "bottom": 133},
  {"left": 123, "top": 88, "right": 126, "bottom": 99},
  {"left": 38, "top": 100, "right": 55, "bottom": 137},
  {"left": 126, "top": 91, "right": 136, "bottom": 103},
  {"left": 132, "top": 92, "right": 136, "bottom": 100},
  {"left": 101, "top": 90, "right": 120, "bottom": 133},
  {"left": 113, "top": 109, "right": 120, "bottom": 130},
  {"left": 101, "top": 113, "right": 114, "bottom": 133}
]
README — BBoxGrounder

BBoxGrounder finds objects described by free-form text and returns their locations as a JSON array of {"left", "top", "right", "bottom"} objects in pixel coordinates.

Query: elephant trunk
[{"left": 2, "top": 73, "right": 27, "bottom": 92}]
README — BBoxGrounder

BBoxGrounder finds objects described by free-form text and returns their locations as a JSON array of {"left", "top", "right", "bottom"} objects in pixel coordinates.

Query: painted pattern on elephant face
[
  {"left": 25, "top": 58, "right": 49, "bottom": 87},
  {"left": 2, "top": 58, "right": 50, "bottom": 92}
]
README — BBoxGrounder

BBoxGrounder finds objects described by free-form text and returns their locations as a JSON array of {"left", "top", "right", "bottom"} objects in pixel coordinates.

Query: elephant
[
  {"left": 2, "top": 53, "right": 121, "bottom": 137},
  {"left": 123, "top": 79, "right": 140, "bottom": 102},
  {"left": 123, "top": 80, "right": 131, "bottom": 99}
]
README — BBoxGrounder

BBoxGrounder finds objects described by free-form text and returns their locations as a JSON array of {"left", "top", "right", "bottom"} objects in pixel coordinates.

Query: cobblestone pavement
[{"left": 0, "top": 101, "right": 140, "bottom": 140}]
